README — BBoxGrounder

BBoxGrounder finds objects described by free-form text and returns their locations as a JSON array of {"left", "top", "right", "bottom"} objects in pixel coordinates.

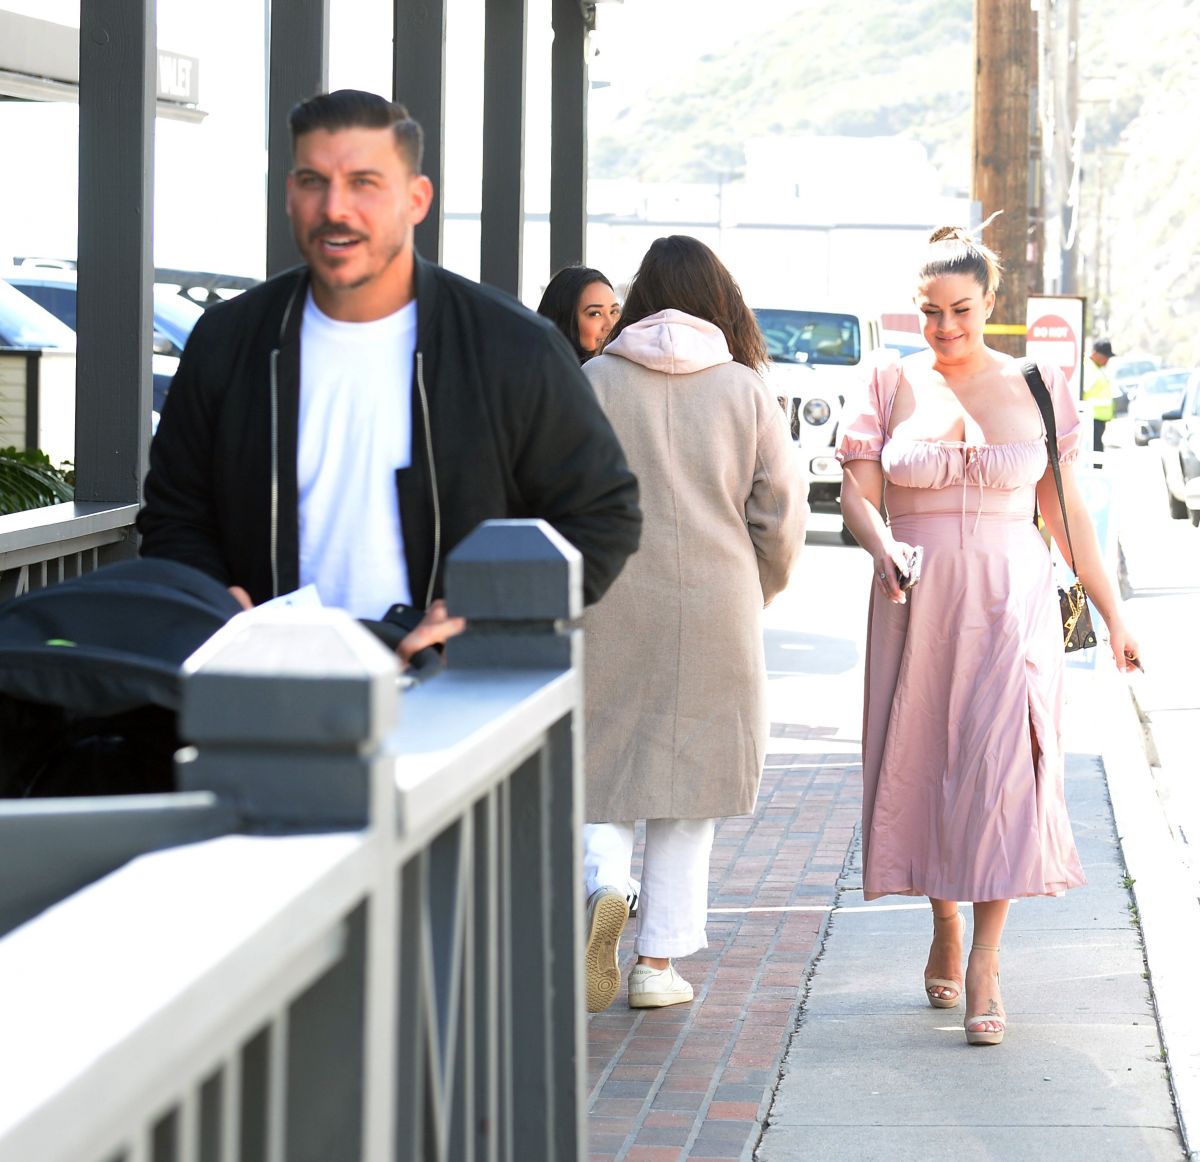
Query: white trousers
[{"left": 583, "top": 818, "right": 716, "bottom": 959}]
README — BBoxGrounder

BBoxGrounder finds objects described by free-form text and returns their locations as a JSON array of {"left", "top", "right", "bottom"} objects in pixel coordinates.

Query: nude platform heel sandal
[
  {"left": 924, "top": 911, "right": 965, "bottom": 1009},
  {"left": 964, "top": 942, "right": 1006, "bottom": 1046}
]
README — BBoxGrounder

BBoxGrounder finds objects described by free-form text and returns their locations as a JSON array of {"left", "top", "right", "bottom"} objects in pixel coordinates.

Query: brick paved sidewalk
[{"left": 585, "top": 730, "right": 863, "bottom": 1162}]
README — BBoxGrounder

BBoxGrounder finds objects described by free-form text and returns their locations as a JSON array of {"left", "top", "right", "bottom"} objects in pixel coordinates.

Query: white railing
[
  {"left": 0, "top": 520, "right": 587, "bottom": 1162},
  {"left": 0, "top": 502, "right": 138, "bottom": 599}
]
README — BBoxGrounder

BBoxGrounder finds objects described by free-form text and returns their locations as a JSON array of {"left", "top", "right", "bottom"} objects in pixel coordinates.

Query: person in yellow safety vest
[{"left": 1083, "top": 338, "right": 1116, "bottom": 461}]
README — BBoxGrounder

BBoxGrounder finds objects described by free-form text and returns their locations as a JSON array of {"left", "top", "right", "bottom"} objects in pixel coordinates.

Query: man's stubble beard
[{"left": 303, "top": 233, "right": 410, "bottom": 296}]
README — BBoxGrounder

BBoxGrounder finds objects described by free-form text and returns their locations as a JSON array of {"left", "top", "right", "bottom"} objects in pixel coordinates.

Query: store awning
[{"left": 0, "top": 10, "right": 204, "bottom": 122}]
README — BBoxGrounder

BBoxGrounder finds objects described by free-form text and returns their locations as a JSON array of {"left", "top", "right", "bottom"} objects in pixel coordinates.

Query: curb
[{"left": 1099, "top": 643, "right": 1200, "bottom": 1160}]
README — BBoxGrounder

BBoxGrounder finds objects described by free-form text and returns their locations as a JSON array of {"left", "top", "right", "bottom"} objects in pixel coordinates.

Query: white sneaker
[
  {"left": 584, "top": 887, "right": 629, "bottom": 1013},
  {"left": 627, "top": 961, "right": 694, "bottom": 1009}
]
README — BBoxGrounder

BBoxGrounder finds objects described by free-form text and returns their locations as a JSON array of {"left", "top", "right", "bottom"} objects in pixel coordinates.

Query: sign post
[{"left": 1026, "top": 294, "right": 1086, "bottom": 398}]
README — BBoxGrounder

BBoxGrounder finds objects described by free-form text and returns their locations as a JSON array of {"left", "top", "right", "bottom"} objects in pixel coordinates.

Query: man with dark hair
[
  {"left": 139, "top": 90, "right": 641, "bottom": 658},
  {"left": 288, "top": 89, "right": 424, "bottom": 173}
]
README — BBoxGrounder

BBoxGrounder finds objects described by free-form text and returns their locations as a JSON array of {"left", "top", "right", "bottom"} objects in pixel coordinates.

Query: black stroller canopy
[
  {"left": 0, "top": 558, "right": 242, "bottom": 798},
  {"left": 0, "top": 558, "right": 242, "bottom": 717}
]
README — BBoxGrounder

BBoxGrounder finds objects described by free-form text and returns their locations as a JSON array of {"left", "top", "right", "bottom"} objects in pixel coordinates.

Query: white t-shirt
[{"left": 297, "top": 292, "right": 417, "bottom": 617}]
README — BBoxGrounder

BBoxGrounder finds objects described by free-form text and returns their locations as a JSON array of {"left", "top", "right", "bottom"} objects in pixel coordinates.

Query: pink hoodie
[{"left": 604, "top": 309, "right": 733, "bottom": 375}]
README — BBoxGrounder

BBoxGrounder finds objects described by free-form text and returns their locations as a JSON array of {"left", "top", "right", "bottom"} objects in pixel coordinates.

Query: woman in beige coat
[{"left": 581, "top": 236, "right": 808, "bottom": 1013}]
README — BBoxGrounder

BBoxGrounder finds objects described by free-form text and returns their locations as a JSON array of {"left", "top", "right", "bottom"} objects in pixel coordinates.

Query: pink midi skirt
[{"left": 860, "top": 509, "right": 1087, "bottom": 902}]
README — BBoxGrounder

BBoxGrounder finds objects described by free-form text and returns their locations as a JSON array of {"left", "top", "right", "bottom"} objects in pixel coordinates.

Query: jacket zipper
[
  {"left": 269, "top": 349, "right": 280, "bottom": 598},
  {"left": 415, "top": 350, "right": 441, "bottom": 609},
  {"left": 269, "top": 282, "right": 302, "bottom": 600}
]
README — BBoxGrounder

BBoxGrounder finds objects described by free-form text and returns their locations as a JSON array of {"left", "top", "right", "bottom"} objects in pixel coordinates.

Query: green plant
[{"left": 0, "top": 446, "right": 74, "bottom": 515}]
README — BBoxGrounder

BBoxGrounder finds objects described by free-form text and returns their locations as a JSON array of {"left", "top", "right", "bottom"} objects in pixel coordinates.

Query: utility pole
[
  {"left": 1095, "top": 153, "right": 1108, "bottom": 335},
  {"left": 1062, "top": 0, "right": 1080, "bottom": 294},
  {"left": 1028, "top": 8, "right": 1043, "bottom": 297},
  {"left": 973, "top": 0, "right": 1036, "bottom": 357}
]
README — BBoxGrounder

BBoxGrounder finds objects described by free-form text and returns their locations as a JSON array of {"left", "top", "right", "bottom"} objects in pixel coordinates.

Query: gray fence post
[
  {"left": 446, "top": 518, "right": 582, "bottom": 670},
  {"left": 178, "top": 607, "right": 402, "bottom": 1162},
  {"left": 445, "top": 519, "right": 587, "bottom": 1159},
  {"left": 177, "top": 607, "right": 400, "bottom": 830}
]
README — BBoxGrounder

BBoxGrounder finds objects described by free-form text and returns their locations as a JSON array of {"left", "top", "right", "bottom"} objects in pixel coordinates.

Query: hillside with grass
[
  {"left": 590, "top": 0, "right": 975, "bottom": 191},
  {"left": 590, "top": 0, "right": 1199, "bottom": 365}
]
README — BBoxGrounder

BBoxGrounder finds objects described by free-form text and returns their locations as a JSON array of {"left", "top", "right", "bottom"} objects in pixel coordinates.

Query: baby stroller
[{"left": 0, "top": 558, "right": 242, "bottom": 798}]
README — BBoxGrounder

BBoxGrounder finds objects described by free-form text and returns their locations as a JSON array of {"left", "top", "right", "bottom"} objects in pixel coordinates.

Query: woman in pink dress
[{"left": 836, "top": 226, "right": 1140, "bottom": 1046}]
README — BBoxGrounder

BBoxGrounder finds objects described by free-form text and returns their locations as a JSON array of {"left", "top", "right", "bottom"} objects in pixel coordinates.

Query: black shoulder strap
[{"left": 1021, "top": 360, "right": 1078, "bottom": 572}]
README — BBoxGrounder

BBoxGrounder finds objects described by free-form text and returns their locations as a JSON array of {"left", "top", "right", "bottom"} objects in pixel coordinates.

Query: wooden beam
[
  {"left": 973, "top": 0, "right": 1035, "bottom": 357},
  {"left": 549, "top": 0, "right": 589, "bottom": 275},
  {"left": 480, "top": 0, "right": 528, "bottom": 297},
  {"left": 394, "top": 0, "right": 448, "bottom": 263},
  {"left": 266, "top": 0, "right": 329, "bottom": 277},
  {"left": 74, "top": 0, "right": 154, "bottom": 508}
]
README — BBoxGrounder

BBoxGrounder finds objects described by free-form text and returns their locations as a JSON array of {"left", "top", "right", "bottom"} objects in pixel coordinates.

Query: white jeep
[{"left": 753, "top": 306, "right": 885, "bottom": 541}]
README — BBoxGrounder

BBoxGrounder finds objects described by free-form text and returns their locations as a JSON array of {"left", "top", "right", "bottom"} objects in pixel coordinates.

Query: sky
[
  {"left": 0, "top": 0, "right": 811, "bottom": 296},
  {"left": 2, "top": 0, "right": 549, "bottom": 285}
]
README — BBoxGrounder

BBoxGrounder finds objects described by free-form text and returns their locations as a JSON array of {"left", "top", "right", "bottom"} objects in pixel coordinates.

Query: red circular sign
[{"left": 1026, "top": 313, "right": 1079, "bottom": 384}]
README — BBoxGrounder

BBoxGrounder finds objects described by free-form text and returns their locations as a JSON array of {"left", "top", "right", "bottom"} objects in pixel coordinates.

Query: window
[{"left": 752, "top": 309, "right": 862, "bottom": 367}]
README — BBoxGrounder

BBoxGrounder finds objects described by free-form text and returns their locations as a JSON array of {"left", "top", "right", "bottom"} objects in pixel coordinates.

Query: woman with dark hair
[
  {"left": 836, "top": 224, "right": 1138, "bottom": 1046},
  {"left": 536, "top": 266, "right": 621, "bottom": 362},
  {"left": 580, "top": 235, "right": 808, "bottom": 1012}
]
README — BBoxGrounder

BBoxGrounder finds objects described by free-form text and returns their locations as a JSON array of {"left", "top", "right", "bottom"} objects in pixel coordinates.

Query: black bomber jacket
[{"left": 138, "top": 255, "right": 642, "bottom": 610}]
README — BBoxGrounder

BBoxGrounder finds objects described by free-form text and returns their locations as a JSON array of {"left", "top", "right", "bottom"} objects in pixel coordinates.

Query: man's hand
[
  {"left": 229, "top": 585, "right": 254, "bottom": 610},
  {"left": 398, "top": 599, "right": 467, "bottom": 666}
]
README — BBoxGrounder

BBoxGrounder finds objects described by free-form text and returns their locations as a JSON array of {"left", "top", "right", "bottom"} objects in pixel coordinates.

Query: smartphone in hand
[{"left": 899, "top": 545, "right": 923, "bottom": 591}]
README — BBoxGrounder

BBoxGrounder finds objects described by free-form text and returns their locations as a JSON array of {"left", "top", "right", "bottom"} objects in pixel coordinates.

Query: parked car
[
  {"left": 0, "top": 278, "right": 77, "bottom": 349},
  {"left": 0, "top": 281, "right": 80, "bottom": 467},
  {"left": 880, "top": 309, "right": 927, "bottom": 359},
  {"left": 1129, "top": 367, "right": 1192, "bottom": 445},
  {"left": 3, "top": 269, "right": 204, "bottom": 412},
  {"left": 881, "top": 330, "right": 927, "bottom": 358},
  {"left": 1160, "top": 369, "right": 1200, "bottom": 524},
  {"left": 753, "top": 305, "right": 884, "bottom": 542},
  {"left": 1108, "top": 354, "right": 1161, "bottom": 414}
]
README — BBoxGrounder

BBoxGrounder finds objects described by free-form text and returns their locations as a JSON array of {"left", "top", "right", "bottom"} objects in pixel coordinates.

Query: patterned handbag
[
  {"left": 1059, "top": 577, "right": 1098, "bottom": 653},
  {"left": 1022, "top": 362, "right": 1098, "bottom": 653}
]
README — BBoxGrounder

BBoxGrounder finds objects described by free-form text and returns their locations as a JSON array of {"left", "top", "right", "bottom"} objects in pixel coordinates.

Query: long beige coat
[{"left": 582, "top": 310, "right": 808, "bottom": 822}]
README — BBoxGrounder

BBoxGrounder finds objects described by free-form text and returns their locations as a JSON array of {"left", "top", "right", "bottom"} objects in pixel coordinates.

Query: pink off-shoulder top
[{"left": 835, "top": 355, "right": 1081, "bottom": 527}]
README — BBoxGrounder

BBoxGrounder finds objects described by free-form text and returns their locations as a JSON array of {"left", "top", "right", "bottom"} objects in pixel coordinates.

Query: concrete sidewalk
[
  {"left": 583, "top": 682, "right": 1186, "bottom": 1161},
  {"left": 759, "top": 740, "right": 1181, "bottom": 1160}
]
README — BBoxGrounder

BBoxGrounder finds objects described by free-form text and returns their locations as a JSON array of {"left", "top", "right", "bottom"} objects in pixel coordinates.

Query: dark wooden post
[
  {"left": 266, "top": 0, "right": 329, "bottom": 277},
  {"left": 1061, "top": 0, "right": 1080, "bottom": 295},
  {"left": 973, "top": 0, "right": 1035, "bottom": 357},
  {"left": 394, "top": 0, "right": 447, "bottom": 263},
  {"left": 74, "top": 0, "right": 155, "bottom": 507},
  {"left": 480, "top": 0, "right": 528, "bottom": 297},
  {"left": 549, "top": 0, "right": 590, "bottom": 276}
]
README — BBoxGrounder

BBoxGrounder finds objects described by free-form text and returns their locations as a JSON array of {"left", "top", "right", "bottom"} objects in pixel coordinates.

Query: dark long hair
[
  {"left": 606, "top": 236, "right": 768, "bottom": 372},
  {"left": 536, "top": 266, "right": 614, "bottom": 362}
]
